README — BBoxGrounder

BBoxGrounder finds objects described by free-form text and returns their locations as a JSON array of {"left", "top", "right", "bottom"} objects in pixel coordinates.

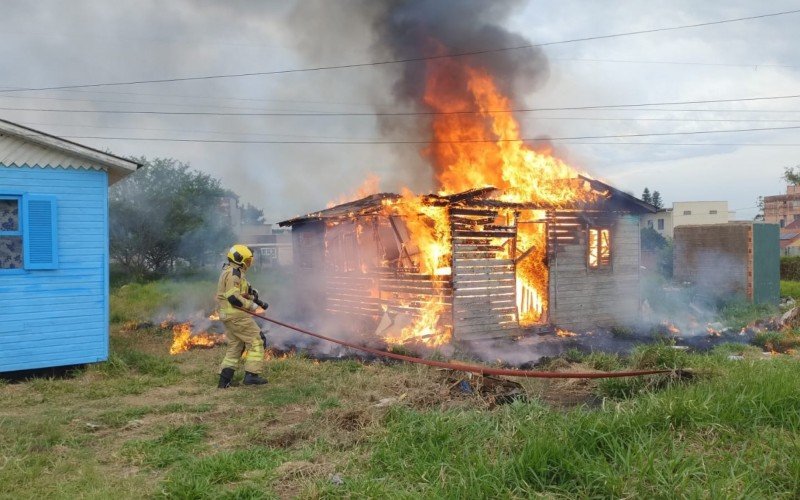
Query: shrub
[{"left": 780, "top": 256, "right": 800, "bottom": 281}]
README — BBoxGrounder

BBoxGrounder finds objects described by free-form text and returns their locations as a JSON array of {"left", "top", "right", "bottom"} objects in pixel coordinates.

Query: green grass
[
  {"left": 781, "top": 280, "right": 800, "bottom": 300},
  {"left": 109, "top": 269, "right": 290, "bottom": 324},
  {"left": 159, "top": 448, "right": 286, "bottom": 498},
  {"left": 322, "top": 354, "right": 800, "bottom": 498},
  {"left": 719, "top": 301, "right": 778, "bottom": 330},
  {"left": 4, "top": 277, "right": 800, "bottom": 498},
  {"left": 123, "top": 424, "right": 209, "bottom": 468}
]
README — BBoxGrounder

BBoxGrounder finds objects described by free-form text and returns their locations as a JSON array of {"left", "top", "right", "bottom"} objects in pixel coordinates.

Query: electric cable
[
  {"left": 2, "top": 93, "right": 800, "bottom": 116},
  {"left": 1, "top": 9, "right": 797, "bottom": 93},
  {"left": 29, "top": 124, "right": 800, "bottom": 145}
]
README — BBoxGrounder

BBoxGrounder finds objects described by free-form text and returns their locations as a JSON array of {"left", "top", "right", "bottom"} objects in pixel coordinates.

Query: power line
[
  {"left": 46, "top": 137, "right": 800, "bottom": 148},
  {"left": 27, "top": 124, "right": 800, "bottom": 145},
  {"left": 18, "top": 116, "right": 800, "bottom": 140},
  {"left": 2, "top": 93, "right": 799, "bottom": 117},
  {"left": 1, "top": 8, "right": 798, "bottom": 93},
  {"left": 550, "top": 56, "right": 799, "bottom": 70}
]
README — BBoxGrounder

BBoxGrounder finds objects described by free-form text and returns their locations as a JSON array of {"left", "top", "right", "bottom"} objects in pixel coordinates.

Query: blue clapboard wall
[{"left": 0, "top": 164, "right": 109, "bottom": 372}]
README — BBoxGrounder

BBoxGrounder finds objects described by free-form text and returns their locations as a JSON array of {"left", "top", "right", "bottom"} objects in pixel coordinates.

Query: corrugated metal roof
[{"left": 0, "top": 118, "right": 139, "bottom": 184}]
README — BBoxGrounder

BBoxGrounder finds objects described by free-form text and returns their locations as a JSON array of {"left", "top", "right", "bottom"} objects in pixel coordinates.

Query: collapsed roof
[{"left": 278, "top": 176, "right": 656, "bottom": 227}]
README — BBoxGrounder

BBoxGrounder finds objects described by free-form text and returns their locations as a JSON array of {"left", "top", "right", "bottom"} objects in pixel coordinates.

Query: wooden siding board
[
  {"left": 550, "top": 214, "right": 642, "bottom": 331},
  {"left": 0, "top": 164, "right": 109, "bottom": 371}
]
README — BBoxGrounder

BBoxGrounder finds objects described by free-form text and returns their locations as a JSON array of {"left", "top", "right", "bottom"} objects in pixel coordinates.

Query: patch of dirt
[
  {"left": 272, "top": 460, "right": 334, "bottom": 500},
  {"left": 274, "top": 460, "right": 332, "bottom": 480},
  {"left": 116, "top": 381, "right": 209, "bottom": 407},
  {"left": 334, "top": 408, "right": 372, "bottom": 431},
  {"left": 265, "top": 427, "right": 310, "bottom": 448}
]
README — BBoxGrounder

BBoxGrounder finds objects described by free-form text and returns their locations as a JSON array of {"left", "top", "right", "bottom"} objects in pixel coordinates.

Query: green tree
[
  {"left": 641, "top": 227, "right": 667, "bottom": 251},
  {"left": 651, "top": 190, "right": 663, "bottom": 209},
  {"left": 641, "top": 187, "right": 652, "bottom": 204},
  {"left": 755, "top": 196, "right": 765, "bottom": 221},
  {"left": 783, "top": 165, "right": 800, "bottom": 185},
  {"left": 241, "top": 203, "right": 265, "bottom": 224},
  {"left": 110, "top": 157, "right": 235, "bottom": 279}
]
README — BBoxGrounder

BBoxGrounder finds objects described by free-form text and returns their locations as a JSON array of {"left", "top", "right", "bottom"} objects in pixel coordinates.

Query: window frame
[
  {"left": 0, "top": 193, "right": 25, "bottom": 274},
  {"left": 587, "top": 226, "right": 612, "bottom": 270}
]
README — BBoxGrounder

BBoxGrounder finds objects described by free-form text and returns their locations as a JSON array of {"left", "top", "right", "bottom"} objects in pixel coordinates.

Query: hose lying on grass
[{"left": 237, "top": 307, "right": 672, "bottom": 379}]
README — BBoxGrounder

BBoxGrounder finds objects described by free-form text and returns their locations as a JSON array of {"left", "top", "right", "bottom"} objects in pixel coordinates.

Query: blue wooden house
[{"left": 0, "top": 118, "right": 139, "bottom": 372}]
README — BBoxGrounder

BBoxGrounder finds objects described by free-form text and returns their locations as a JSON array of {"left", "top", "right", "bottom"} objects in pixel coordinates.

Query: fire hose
[{"left": 236, "top": 307, "right": 671, "bottom": 379}]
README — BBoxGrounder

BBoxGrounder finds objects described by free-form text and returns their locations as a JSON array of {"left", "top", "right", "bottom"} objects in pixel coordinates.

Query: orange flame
[
  {"left": 326, "top": 42, "right": 594, "bottom": 345},
  {"left": 390, "top": 189, "right": 451, "bottom": 275},
  {"left": 662, "top": 321, "right": 681, "bottom": 335},
  {"left": 169, "top": 322, "right": 226, "bottom": 355},
  {"left": 326, "top": 173, "right": 381, "bottom": 208},
  {"left": 385, "top": 300, "right": 452, "bottom": 347}
]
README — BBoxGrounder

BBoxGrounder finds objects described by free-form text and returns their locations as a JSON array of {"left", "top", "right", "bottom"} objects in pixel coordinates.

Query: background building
[
  {"left": 641, "top": 201, "right": 733, "bottom": 238},
  {"left": 219, "top": 195, "right": 292, "bottom": 267},
  {"left": 764, "top": 185, "right": 800, "bottom": 228}
]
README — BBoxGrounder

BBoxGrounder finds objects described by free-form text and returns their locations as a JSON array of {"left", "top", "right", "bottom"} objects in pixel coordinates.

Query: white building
[{"left": 641, "top": 201, "right": 733, "bottom": 238}]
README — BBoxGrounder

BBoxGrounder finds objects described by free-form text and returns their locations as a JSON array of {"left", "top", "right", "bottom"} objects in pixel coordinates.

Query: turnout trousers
[{"left": 219, "top": 316, "right": 264, "bottom": 374}]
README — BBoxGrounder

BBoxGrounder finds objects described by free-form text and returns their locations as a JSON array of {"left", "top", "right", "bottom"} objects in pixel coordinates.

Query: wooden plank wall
[
  {"left": 450, "top": 209, "right": 520, "bottom": 340},
  {"left": 324, "top": 269, "right": 452, "bottom": 325},
  {"left": 549, "top": 214, "right": 641, "bottom": 331},
  {"left": 289, "top": 222, "right": 327, "bottom": 319}
]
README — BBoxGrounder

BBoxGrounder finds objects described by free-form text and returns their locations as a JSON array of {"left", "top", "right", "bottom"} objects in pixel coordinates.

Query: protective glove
[
  {"left": 255, "top": 299, "right": 268, "bottom": 310},
  {"left": 248, "top": 286, "right": 260, "bottom": 301}
]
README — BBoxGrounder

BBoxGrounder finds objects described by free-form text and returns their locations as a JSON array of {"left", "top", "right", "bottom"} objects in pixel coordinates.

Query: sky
[{"left": 1, "top": 0, "right": 799, "bottom": 221}]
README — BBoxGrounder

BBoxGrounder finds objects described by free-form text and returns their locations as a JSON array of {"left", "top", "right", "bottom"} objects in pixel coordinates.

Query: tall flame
[
  {"left": 423, "top": 56, "right": 584, "bottom": 206},
  {"left": 391, "top": 189, "right": 450, "bottom": 275},
  {"left": 327, "top": 44, "right": 592, "bottom": 343},
  {"left": 418, "top": 54, "right": 587, "bottom": 327}
]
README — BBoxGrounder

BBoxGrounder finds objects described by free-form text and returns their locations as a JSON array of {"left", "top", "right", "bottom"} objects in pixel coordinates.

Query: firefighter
[{"left": 216, "top": 244, "right": 269, "bottom": 388}]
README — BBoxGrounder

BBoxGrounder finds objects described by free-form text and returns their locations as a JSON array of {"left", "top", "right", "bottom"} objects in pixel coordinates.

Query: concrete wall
[{"left": 549, "top": 215, "right": 641, "bottom": 332}]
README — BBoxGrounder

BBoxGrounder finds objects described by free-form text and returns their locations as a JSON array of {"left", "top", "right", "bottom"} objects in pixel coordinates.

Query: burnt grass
[{"left": 2, "top": 280, "right": 800, "bottom": 498}]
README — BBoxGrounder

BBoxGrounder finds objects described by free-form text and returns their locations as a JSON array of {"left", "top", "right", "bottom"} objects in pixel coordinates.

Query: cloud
[{"left": 0, "top": 0, "right": 798, "bottom": 221}]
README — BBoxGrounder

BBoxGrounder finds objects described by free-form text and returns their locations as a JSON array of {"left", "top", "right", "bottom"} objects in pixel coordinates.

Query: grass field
[
  {"left": 781, "top": 280, "right": 800, "bottom": 300},
  {"left": 3, "top": 280, "right": 800, "bottom": 498}
]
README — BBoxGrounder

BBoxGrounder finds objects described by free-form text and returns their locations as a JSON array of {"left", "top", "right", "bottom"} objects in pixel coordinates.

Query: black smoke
[{"left": 369, "top": 0, "right": 550, "bottom": 107}]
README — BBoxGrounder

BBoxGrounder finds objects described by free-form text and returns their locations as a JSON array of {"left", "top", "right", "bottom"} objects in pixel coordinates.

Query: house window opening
[
  {"left": 683, "top": 210, "right": 692, "bottom": 215},
  {"left": 709, "top": 210, "right": 718, "bottom": 215},
  {"left": 657, "top": 218, "right": 664, "bottom": 230},
  {"left": 588, "top": 228, "right": 611, "bottom": 269},
  {"left": 0, "top": 197, "right": 22, "bottom": 269}
]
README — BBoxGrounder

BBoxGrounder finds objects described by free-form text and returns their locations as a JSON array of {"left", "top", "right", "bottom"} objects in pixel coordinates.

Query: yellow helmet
[{"left": 227, "top": 244, "right": 254, "bottom": 269}]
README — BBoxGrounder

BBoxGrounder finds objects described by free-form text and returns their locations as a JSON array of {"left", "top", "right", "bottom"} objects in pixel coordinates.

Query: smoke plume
[{"left": 288, "top": 0, "right": 550, "bottom": 192}]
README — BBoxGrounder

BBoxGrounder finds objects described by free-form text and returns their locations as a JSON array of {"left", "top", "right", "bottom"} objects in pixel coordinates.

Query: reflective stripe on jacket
[{"left": 216, "top": 263, "right": 254, "bottom": 318}]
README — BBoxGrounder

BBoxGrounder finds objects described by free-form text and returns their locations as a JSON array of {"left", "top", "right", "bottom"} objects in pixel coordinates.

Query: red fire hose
[{"left": 237, "top": 308, "right": 671, "bottom": 379}]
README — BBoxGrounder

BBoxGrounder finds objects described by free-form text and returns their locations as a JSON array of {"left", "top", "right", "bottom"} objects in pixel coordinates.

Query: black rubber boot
[
  {"left": 218, "top": 368, "right": 235, "bottom": 389},
  {"left": 243, "top": 371, "right": 268, "bottom": 386}
]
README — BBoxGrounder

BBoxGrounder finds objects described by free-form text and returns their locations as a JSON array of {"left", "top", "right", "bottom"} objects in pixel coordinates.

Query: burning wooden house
[{"left": 278, "top": 177, "right": 655, "bottom": 344}]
